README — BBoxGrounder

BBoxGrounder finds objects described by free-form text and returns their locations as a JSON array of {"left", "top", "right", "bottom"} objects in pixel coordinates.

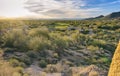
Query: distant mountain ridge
[
  {"left": 0, "top": 11, "right": 120, "bottom": 20},
  {"left": 105, "top": 11, "right": 120, "bottom": 19},
  {"left": 86, "top": 11, "right": 120, "bottom": 20}
]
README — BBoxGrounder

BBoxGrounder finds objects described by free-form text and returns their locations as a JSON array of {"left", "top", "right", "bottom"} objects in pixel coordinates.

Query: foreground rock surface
[
  {"left": 25, "top": 65, "right": 107, "bottom": 76},
  {"left": 108, "top": 41, "right": 120, "bottom": 76}
]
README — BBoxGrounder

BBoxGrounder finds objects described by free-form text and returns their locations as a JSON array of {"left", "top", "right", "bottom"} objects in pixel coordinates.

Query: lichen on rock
[{"left": 108, "top": 41, "right": 120, "bottom": 76}]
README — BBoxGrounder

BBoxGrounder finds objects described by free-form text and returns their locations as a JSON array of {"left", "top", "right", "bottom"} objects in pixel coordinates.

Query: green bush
[
  {"left": 26, "top": 51, "right": 38, "bottom": 58},
  {"left": 54, "top": 38, "right": 68, "bottom": 49},
  {"left": 91, "top": 39, "right": 107, "bottom": 48},
  {"left": 53, "top": 53, "right": 59, "bottom": 58},
  {"left": 0, "top": 60, "right": 23, "bottom": 76},
  {"left": 29, "top": 27, "right": 49, "bottom": 38},
  {"left": 50, "top": 33, "right": 69, "bottom": 51},
  {"left": 87, "top": 45, "right": 99, "bottom": 52},
  {"left": 98, "top": 57, "right": 110, "bottom": 64},
  {"left": 28, "top": 36, "right": 51, "bottom": 51},
  {"left": 39, "top": 60, "right": 47, "bottom": 68},
  {"left": 9, "top": 59, "right": 20, "bottom": 67},
  {"left": 2, "top": 29, "right": 28, "bottom": 51},
  {"left": 0, "top": 49, "right": 4, "bottom": 57},
  {"left": 17, "top": 55, "right": 32, "bottom": 65}
]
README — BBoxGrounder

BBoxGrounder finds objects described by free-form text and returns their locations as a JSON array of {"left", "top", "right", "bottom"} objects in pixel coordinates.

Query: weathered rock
[{"left": 108, "top": 41, "right": 120, "bottom": 76}]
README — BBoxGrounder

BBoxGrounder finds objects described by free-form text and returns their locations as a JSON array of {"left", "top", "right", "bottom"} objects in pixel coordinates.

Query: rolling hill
[{"left": 86, "top": 11, "right": 120, "bottom": 20}]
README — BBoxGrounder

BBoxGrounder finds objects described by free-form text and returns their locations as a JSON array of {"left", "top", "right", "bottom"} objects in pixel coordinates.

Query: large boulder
[{"left": 108, "top": 41, "right": 120, "bottom": 76}]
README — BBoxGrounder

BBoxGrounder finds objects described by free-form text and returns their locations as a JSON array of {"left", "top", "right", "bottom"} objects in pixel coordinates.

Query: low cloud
[{"left": 25, "top": 0, "right": 102, "bottom": 18}]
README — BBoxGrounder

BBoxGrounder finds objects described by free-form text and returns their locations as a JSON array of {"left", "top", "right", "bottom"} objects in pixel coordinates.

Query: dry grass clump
[
  {"left": 2, "top": 29, "right": 28, "bottom": 50},
  {"left": 0, "top": 49, "right": 23, "bottom": 76},
  {"left": 0, "top": 60, "right": 22, "bottom": 76}
]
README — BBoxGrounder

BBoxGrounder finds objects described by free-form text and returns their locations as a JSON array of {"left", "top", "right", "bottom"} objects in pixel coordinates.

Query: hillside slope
[
  {"left": 105, "top": 11, "right": 120, "bottom": 19},
  {"left": 86, "top": 11, "right": 120, "bottom": 20}
]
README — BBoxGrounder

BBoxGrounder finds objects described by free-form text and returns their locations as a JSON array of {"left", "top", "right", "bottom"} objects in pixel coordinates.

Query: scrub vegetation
[{"left": 0, "top": 17, "right": 120, "bottom": 76}]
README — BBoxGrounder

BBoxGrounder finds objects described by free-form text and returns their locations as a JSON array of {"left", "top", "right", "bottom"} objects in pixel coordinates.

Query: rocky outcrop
[
  {"left": 108, "top": 41, "right": 120, "bottom": 76},
  {"left": 70, "top": 65, "right": 106, "bottom": 76}
]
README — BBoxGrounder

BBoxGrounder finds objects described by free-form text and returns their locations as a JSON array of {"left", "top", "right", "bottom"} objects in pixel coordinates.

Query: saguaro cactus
[{"left": 108, "top": 41, "right": 120, "bottom": 76}]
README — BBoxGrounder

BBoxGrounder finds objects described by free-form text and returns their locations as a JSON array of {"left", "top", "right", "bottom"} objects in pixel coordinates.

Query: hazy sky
[{"left": 0, "top": 0, "right": 120, "bottom": 18}]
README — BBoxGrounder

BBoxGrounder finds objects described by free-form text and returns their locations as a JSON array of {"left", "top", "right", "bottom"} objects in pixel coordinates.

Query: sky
[{"left": 0, "top": 0, "right": 120, "bottom": 18}]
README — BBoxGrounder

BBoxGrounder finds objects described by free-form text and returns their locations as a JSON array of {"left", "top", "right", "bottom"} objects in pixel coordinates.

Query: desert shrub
[
  {"left": 9, "top": 59, "right": 20, "bottom": 67},
  {"left": 87, "top": 45, "right": 99, "bottom": 52},
  {"left": 98, "top": 57, "right": 110, "bottom": 64},
  {"left": 39, "top": 72, "right": 46, "bottom": 76},
  {"left": 0, "top": 60, "right": 14, "bottom": 75},
  {"left": 89, "top": 39, "right": 115, "bottom": 51},
  {"left": 44, "top": 62, "right": 71, "bottom": 73},
  {"left": 2, "top": 30, "right": 16, "bottom": 47},
  {"left": 9, "top": 58, "right": 26, "bottom": 67},
  {"left": 53, "top": 38, "right": 68, "bottom": 50},
  {"left": 2, "top": 29, "right": 28, "bottom": 51},
  {"left": 102, "top": 43, "right": 116, "bottom": 52},
  {"left": 53, "top": 53, "right": 59, "bottom": 58},
  {"left": 39, "top": 60, "right": 47, "bottom": 68},
  {"left": 50, "top": 33, "right": 69, "bottom": 51},
  {"left": 0, "top": 49, "right": 4, "bottom": 57},
  {"left": 15, "top": 66, "right": 24, "bottom": 74},
  {"left": 28, "top": 36, "right": 51, "bottom": 51},
  {"left": 12, "top": 72, "right": 21, "bottom": 76},
  {"left": 91, "top": 39, "right": 107, "bottom": 48},
  {"left": 71, "top": 33, "right": 88, "bottom": 46},
  {"left": 44, "top": 64, "right": 58, "bottom": 73},
  {"left": 28, "top": 27, "right": 51, "bottom": 51},
  {"left": 29, "top": 27, "right": 49, "bottom": 38},
  {"left": 17, "top": 55, "right": 32, "bottom": 65},
  {"left": 65, "top": 60, "right": 74, "bottom": 67},
  {"left": 13, "top": 66, "right": 24, "bottom": 76},
  {"left": 0, "top": 60, "right": 23, "bottom": 76},
  {"left": 26, "top": 51, "right": 38, "bottom": 58},
  {"left": 71, "top": 33, "right": 81, "bottom": 44},
  {"left": 29, "top": 24, "right": 39, "bottom": 28},
  {"left": 23, "top": 73, "right": 30, "bottom": 76},
  {"left": 88, "top": 39, "right": 108, "bottom": 49},
  {"left": 98, "top": 25, "right": 120, "bottom": 30}
]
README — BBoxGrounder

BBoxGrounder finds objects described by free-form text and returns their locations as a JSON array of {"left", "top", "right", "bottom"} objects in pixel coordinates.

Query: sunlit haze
[{"left": 0, "top": 0, "right": 120, "bottom": 18}]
